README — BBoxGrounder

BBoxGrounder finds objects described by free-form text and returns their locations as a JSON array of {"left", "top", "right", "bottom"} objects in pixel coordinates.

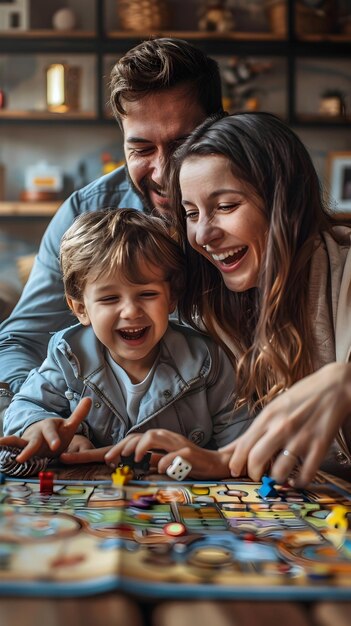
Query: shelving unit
[
  {"left": 0, "top": 0, "right": 350, "bottom": 126},
  {"left": 0, "top": 0, "right": 350, "bottom": 212}
]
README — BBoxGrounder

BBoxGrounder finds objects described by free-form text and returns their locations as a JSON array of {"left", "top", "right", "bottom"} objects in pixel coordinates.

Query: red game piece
[
  {"left": 277, "top": 562, "right": 291, "bottom": 574},
  {"left": 242, "top": 532, "right": 256, "bottom": 542},
  {"left": 39, "top": 470, "right": 54, "bottom": 495}
]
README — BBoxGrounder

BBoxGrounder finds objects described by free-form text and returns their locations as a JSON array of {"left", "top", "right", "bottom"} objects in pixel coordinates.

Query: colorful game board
[{"left": 0, "top": 474, "right": 351, "bottom": 599}]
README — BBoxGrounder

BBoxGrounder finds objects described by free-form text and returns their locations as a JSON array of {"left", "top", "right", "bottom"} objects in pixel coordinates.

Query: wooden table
[
  {"left": 1, "top": 597, "right": 350, "bottom": 626},
  {"left": 0, "top": 463, "right": 350, "bottom": 626}
]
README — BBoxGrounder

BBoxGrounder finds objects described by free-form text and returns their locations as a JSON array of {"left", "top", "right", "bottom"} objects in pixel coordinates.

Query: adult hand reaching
[
  {"left": 221, "top": 362, "right": 351, "bottom": 487},
  {"left": 104, "top": 429, "right": 232, "bottom": 479}
]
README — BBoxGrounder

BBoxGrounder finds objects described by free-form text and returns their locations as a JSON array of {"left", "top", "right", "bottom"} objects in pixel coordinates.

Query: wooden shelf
[
  {"left": 1, "top": 29, "right": 349, "bottom": 44},
  {"left": 295, "top": 113, "right": 351, "bottom": 126},
  {"left": 296, "top": 33, "right": 351, "bottom": 43},
  {"left": 0, "top": 110, "right": 96, "bottom": 121},
  {"left": 0, "top": 30, "right": 96, "bottom": 38},
  {"left": 0, "top": 29, "right": 285, "bottom": 41},
  {"left": 0, "top": 202, "right": 60, "bottom": 217},
  {"left": 107, "top": 30, "right": 286, "bottom": 41}
]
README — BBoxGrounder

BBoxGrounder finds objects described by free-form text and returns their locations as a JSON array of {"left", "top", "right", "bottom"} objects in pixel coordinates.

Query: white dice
[{"left": 166, "top": 455, "right": 192, "bottom": 481}]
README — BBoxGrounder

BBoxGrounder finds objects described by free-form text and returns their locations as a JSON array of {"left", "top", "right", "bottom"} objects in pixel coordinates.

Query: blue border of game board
[{"left": 1, "top": 577, "right": 351, "bottom": 600}]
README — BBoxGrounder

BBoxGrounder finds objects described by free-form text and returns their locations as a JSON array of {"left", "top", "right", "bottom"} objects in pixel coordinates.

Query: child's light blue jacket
[{"left": 4, "top": 322, "right": 253, "bottom": 448}]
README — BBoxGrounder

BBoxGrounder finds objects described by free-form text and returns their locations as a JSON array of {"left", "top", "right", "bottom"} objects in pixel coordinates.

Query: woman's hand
[
  {"left": 221, "top": 363, "right": 351, "bottom": 487},
  {"left": 104, "top": 428, "right": 232, "bottom": 479}
]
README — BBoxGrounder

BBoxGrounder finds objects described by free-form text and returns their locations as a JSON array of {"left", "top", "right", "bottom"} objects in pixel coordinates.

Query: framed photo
[{"left": 327, "top": 151, "right": 351, "bottom": 213}]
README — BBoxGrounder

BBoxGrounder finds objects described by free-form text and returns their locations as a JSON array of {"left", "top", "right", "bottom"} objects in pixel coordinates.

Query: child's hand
[
  {"left": 105, "top": 429, "right": 232, "bottom": 479},
  {"left": 59, "top": 445, "right": 112, "bottom": 465},
  {"left": 0, "top": 435, "right": 29, "bottom": 450},
  {"left": 158, "top": 446, "right": 232, "bottom": 480},
  {"left": 104, "top": 430, "right": 166, "bottom": 468},
  {"left": 12, "top": 397, "right": 92, "bottom": 463},
  {"left": 65, "top": 434, "right": 94, "bottom": 454}
]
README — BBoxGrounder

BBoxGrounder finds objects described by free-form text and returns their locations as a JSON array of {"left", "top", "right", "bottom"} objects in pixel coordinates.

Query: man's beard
[{"left": 126, "top": 169, "right": 169, "bottom": 219}]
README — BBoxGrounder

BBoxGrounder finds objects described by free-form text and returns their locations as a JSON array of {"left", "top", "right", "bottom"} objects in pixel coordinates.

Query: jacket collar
[{"left": 58, "top": 321, "right": 212, "bottom": 385}]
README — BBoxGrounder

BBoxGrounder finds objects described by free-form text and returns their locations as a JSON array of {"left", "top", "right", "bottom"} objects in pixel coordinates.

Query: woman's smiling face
[{"left": 179, "top": 154, "right": 268, "bottom": 292}]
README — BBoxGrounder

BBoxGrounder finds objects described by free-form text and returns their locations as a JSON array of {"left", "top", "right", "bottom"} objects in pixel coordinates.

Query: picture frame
[{"left": 327, "top": 151, "right": 351, "bottom": 213}]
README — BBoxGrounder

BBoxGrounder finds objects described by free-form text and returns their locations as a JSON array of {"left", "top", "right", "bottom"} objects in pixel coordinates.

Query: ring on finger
[{"left": 282, "top": 449, "right": 300, "bottom": 464}]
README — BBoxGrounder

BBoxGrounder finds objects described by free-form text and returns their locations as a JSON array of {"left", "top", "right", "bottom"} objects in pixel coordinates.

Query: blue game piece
[
  {"left": 258, "top": 475, "right": 279, "bottom": 498},
  {"left": 0, "top": 472, "right": 5, "bottom": 484}
]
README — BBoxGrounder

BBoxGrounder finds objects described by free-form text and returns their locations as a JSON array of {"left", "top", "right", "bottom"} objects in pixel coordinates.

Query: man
[{"left": 0, "top": 38, "right": 223, "bottom": 427}]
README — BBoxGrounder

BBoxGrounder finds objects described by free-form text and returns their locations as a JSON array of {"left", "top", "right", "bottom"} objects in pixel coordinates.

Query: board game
[{"left": 1, "top": 473, "right": 351, "bottom": 599}]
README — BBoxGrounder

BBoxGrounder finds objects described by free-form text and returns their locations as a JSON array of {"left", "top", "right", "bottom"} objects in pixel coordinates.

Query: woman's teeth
[{"left": 212, "top": 246, "right": 248, "bottom": 264}]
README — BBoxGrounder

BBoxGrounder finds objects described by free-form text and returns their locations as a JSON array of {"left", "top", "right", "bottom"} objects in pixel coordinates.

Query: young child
[{"left": 1, "top": 209, "right": 248, "bottom": 475}]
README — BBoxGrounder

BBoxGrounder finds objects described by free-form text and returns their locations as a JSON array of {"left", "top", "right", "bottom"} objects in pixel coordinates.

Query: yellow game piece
[
  {"left": 326, "top": 505, "right": 349, "bottom": 531},
  {"left": 111, "top": 465, "right": 134, "bottom": 486}
]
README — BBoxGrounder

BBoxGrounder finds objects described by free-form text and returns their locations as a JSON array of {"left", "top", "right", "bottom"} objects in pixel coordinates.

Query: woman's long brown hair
[{"left": 169, "top": 112, "right": 348, "bottom": 413}]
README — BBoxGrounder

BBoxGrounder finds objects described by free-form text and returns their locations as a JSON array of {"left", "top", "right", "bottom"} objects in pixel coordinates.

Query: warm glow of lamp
[
  {"left": 46, "top": 63, "right": 81, "bottom": 113},
  {"left": 46, "top": 64, "right": 67, "bottom": 112}
]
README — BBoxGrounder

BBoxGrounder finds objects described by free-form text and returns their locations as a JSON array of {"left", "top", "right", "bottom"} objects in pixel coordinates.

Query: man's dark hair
[{"left": 110, "top": 37, "right": 223, "bottom": 122}]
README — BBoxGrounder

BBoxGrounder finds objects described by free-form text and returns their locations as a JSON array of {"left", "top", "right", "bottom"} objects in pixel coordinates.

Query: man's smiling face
[{"left": 122, "top": 84, "right": 206, "bottom": 216}]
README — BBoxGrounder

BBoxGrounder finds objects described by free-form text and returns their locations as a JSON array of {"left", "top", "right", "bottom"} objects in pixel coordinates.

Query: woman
[{"left": 167, "top": 111, "right": 351, "bottom": 487}]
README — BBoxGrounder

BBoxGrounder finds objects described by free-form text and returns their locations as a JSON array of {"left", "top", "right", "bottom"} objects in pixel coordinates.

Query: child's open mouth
[{"left": 118, "top": 327, "right": 148, "bottom": 341}]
